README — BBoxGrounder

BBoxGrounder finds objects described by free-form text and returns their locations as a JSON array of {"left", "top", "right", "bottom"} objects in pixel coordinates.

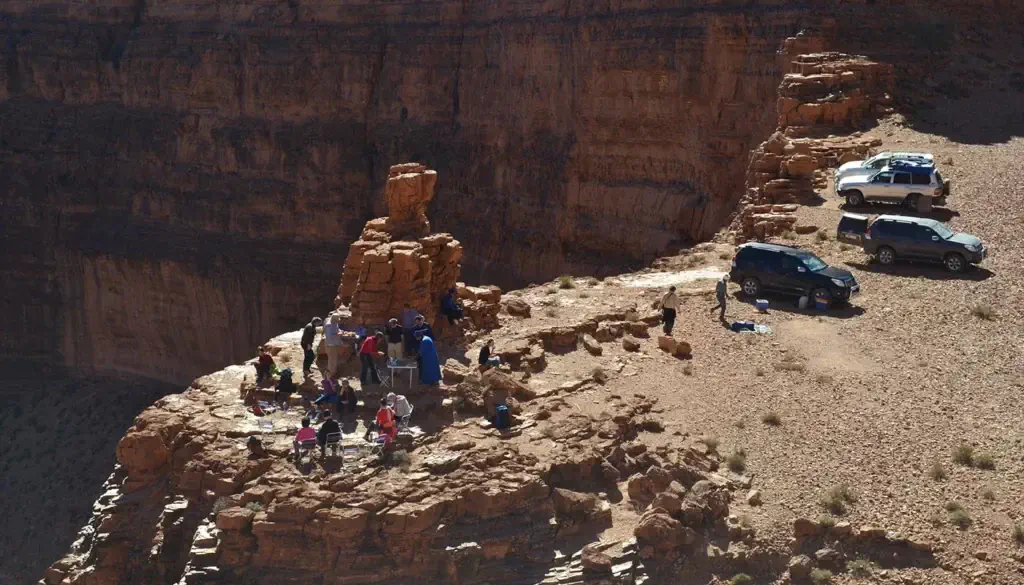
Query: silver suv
[{"left": 836, "top": 163, "right": 948, "bottom": 208}]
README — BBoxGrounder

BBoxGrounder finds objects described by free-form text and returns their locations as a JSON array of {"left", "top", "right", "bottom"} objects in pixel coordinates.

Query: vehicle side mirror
[
  {"left": 931, "top": 236, "right": 939, "bottom": 241},
  {"left": 797, "top": 266, "right": 807, "bottom": 273}
]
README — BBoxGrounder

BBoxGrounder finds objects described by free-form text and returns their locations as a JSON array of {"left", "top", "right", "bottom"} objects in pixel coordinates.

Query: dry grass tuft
[
  {"left": 928, "top": 461, "right": 947, "bottom": 481},
  {"left": 730, "top": 574, "right": 753, "bottom": 585},
  {"left": 699, "top": 435, "right": 720, "bottom": 453},
  {"left": 949, "top": 507, "right": 971, "bottom": 530},
  {"left": 810, "top": 568, "right": 833, "bottom": 585},
  {"left": 817, "top": 514, "right": 836, "bottom": 530},
  {"left": 726, "top": 449, "right": 747, "bottom": 473},
  {"left": 245, "top": 501, "right": 264, "bottom": 512},
  {"left": 820, "top": 484, "right": 856, "bottom": 515},
  {"left": 847, "top": 559, "right": 875, "bottom": 578},
  {"left": 952, "top": 443, "right": 974, "bottom": 466},
  {"left": 974, "top": 452, "right": 995, "bottom": 470},
  {"left": 558, "top": 275, "right": 575, "bottom": 289},
  {"left": 591, "top": 367, "right": 609, "bottom": 384},
  {"left": 719, "top": 250, "right": 733, "bottom": 260},
  {"left": 761, "top": 411, "right": 782, "bottom": 426},
  {"left": 816, "top": 230, "right": 830, "bottom": 242},
  {"left": 981, "top": 487, "right": 995, "bottom": 501},
  {"left": 683, "top": 364, "right": 693, "bottom": 376},
  {"left": 970, "top": 303, "right": 997, "bottom": 320},
  {"left": 544, "top": 308, "right": 558, "bottom": 318}
]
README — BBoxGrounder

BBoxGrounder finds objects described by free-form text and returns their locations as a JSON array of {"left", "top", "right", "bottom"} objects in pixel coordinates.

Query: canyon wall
[{"left": 2, "top": 0, "right": 1021, "bottom": 382}]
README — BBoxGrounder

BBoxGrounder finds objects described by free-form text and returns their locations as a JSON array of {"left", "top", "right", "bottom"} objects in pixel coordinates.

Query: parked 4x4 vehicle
[
  {"left": 729, "top": 243, "right": 860, "bottom": 307},
  {"left": 834, "top": 151, "right": 934, "bottom": 183},
  {"left": 836, "top": 213, "right": 986, "bottom": 273},
  {"left": 836, "top": 161, "right": 949, "bottom": 208}
]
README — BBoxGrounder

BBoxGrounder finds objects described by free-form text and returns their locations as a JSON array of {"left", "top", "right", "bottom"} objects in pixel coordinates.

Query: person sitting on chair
[
  {"left": 316, "top": 411, "right": 341, "bottom": 457},
  {"left": 387, "top": 392, "right": 413, "bottom": 428},
  {"left": 254, "top": 346, "right": 274, "bottom": 383},
  {"left": 478, "top": 339, "right": 501, "bottom": 369},
  {"left": 339, "top": 378, "right": 357, "bottom": 414},
  {"left": 313, "top": 378, "right": 339, "bottom": 416},
  {"left": 375, "top": 397, "right": 397, "bottom": 443},
  {"left": 275, "top": 368, "right": 295, "bottom": 405},
  {"left": 293, "top": 417, "right": 317, "bottom": 460},
  {"left": 440, "top": 288, "right": 464, "bottom": 325}
]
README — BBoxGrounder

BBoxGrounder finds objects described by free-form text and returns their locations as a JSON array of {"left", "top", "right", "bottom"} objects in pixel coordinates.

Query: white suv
[
  {"left": 836, "top": 163, "right": 948, "bottom": 208},
  {"left": 834, "top": 151, "right": 934, "bottom": 183}
]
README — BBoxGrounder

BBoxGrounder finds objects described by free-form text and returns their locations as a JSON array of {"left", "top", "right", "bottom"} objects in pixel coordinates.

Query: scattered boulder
[
  {"left": 793, "top": 517, "right": 819, "bottom": 538},
  {"left": 815, "top": 547, "right": 841, "bottom": 565},
  {"left": 622, "top": 336, "right": 641, "bottom": 352},
  {"left": 794, "top": 224, "right": 819, "bottom": 235},
  {"left": 746, "top": 489, "right": 762, "bottom": 506},
  {"left": 582, "top": 334, "right": 603, "bottom": 356},
  {"left": 788, "top": 554, "right": 813, "bottom": 579},
  {"left": 635, "top": 509, "right": 695, "bottom": 550},
  {"left": 504, "top": 297, "right": 532, "bottom": 318},
  {"left": 442, "top": 359, "right": 469, "bottom": 384},
  {"left": 657, "top": 336, "right": 692, "bottom": 358},
  {"left": 580, "top": 544, "right": 613, "bottom": 574},
  {"left": 216, "top": 508, "right": 255, "bottom": 532},
  {"left": 651, "top": 491, "right": 682, "bottom": 515}
]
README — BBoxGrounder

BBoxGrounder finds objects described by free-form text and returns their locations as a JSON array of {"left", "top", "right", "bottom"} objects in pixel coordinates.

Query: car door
[
  {"left": 892, "top": 172, "right": 913, "bottom": 202},
  {"left": 887, "top": 221, "right": 917, "bottom": 258},
  {"left": 777, "top": 254, "right": 806, "bottom": 294},
  {"left": 912, "top": 224, "right": 942, "bottom": 261},
  {"left": 865, "top": 171, "right": 894, "bottom": 200}
]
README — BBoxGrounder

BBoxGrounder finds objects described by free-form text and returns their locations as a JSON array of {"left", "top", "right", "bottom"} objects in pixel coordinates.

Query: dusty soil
[{"left": 0, "top": 375, "right": 177, "bottom": 585}]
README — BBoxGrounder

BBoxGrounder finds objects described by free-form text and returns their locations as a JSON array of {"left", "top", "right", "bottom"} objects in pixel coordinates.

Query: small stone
[
  {"left": 974, "top": 550, "right": 990, "bottom": 561},
  {"left": 622, "top": 337, "right": 641, "bottom": 352},
  {"left": 815, "top": 547, "right": 841, "bottom": 565},
  {"left": 746, "top": 489, "right": 762, "bottom": 506},
  {"left": 581, "top": 544, "right": 613, "bottom": 573},
  {"left": 832, "top": 521, "right": 852, "bottom": 537},
  {"left": 793, "top": 517, "right": 819, "bottom": 538}
]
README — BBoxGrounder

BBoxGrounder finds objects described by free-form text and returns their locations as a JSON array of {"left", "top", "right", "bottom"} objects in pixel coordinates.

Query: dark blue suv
[{"left": 729, "top": 243, "right": 860, "bottom": 307}]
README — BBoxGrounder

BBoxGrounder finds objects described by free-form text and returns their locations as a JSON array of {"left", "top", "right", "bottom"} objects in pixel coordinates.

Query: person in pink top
[{"left": 293, "top": 418, "right": 317, "bottom": 459}]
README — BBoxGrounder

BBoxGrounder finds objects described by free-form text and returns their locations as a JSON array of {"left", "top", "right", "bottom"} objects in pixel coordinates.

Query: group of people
[
  {"left": 358, "top": 310, "right": 442, "bottom": 386},
  {"left": 292, "top": 411, "right": 341, "bottom": 460},
  {"left": 659, "top": 275, "right": 730, "bottom": 335},
  {"left": 292, "top": 391, "right": 412, "bottom": 460}
]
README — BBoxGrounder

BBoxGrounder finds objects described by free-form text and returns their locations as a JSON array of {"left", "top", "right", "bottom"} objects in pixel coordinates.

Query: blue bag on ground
[{"left": 495, "top": 404, "right": 510, "bottom": 429}]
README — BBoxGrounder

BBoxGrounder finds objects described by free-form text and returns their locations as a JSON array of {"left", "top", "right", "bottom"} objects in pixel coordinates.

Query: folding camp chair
[
  {"left": 259, "top": 420, "right": 275, "bottom": 446},
  {"left": 368, "top": 433, "right": 389, "bottom": 460},
  {"left": 323, "top": 432, "right": 343, "bottom": 461},
  {"left": 295, "top": 438, "right": 317, "bottom": 462},
  {"left": 397, "top": 405, "right": 414, "bottom": 432}
]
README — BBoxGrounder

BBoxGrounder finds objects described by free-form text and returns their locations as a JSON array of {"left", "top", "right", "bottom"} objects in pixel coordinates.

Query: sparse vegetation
[
  {"left": 780, "top": 230, "right": 797, "bottom": 240},
  {"left": 820, "top": 484, "right": 856, "bottom": 515},
  {"left": 730, "top": 573, "right": 753, "bottom": 585},
  {"left": 928, "top": 461, "right": 947, "bottom": 481},
  {"left": 952, "top": 443, "right": 974, "bottom": 466},
  {"left": 683, "top": 253, "right": 706, "bottom": 268},
  {"left": 578, "top": 291, "right": 590, "bottom": 299},
  {"left": 944, "top": 501, "right": 963, "bottom": 512},
  {"left": 981, "top": 487, "right": 995, "bottom": 501},
  {"left": 974, "top": 452, "right": 995, "bottom": 470},
  {"left": 810, "top": 568, "right": 833, "bottom": 585},
  {"left": 544, "top": 308, "right": 558, "bottom": 318},
  {"left": 839, "top": 243, "right": 854, "bottom": 251},
  {"left": 700, "top": 435, "right": 720, "bottom": 453},
  {"left": 761, "top": 411, "right": 781, "bottom": 426},
  {"left": 245, "top": 501, "right": 264, "bottom": 512},
  {"left": 545, "top": 287, "right": 557, "bottom": 295},
  {"left": 847, "top": 559, "right": 876, "bottom": 578},
  {"left": 817, "top": 514, "right": 836, "bottom": 530},
  {"left": 816, "top": 230, "right": 830, "bottom": 242},
  {"left": 1013, "top": 523, "right": 1024, "bottom": 544},
  {"left": 558, "top": 275, "right": 575, "bottom": 289},
  {"left": 774, "top": 359, "right": 807, "bottom": 373},
  {"left": 390, "top": 449, "right": 412, "bottom": 472},
  {"left": 212, "top": 497, "right": 231, "bottom": 514},
  {"left": 726, "top": 449, "right": 747, "bottom": 473},
  {"left": 928, "top": 512, "right": 944, "bottom": 527},
  {"left": 683, "top": 364, "right": 693, "bottom": 376},
  {"left": 815, "top": 374, "right": 834, "bottom": 385},
  {"left": 949, "top": 507, "right": 971, "bottom": 530},
  {"left": 591, "top": 367, "right": 609, "bottom": 384},
  {"left": 970, "top": 303, "right": 997, "bottom": 320},
  {"left": 719, "top": 251, "right": 732, "bottom": 260}
]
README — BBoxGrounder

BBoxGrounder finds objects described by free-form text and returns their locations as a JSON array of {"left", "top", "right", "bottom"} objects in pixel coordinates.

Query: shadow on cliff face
[{"left": 0, "top": 373, "right": 177, "bottom": 585}]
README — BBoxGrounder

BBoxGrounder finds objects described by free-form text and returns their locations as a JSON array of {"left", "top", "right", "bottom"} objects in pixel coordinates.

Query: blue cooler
[
  {"left": 755, "top": 299, "right": 769, "bottom": 312},
  {"left": 814, "top": 299, "right": 830, "bottom": 311}
]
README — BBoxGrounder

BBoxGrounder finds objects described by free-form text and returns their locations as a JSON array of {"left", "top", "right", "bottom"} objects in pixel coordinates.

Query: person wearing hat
[
  {"left": 385, "top": 317, "right": 405, "bottom": 361},
  {"left": 324, "top": 313, "right": 345, "bottom": 378}
]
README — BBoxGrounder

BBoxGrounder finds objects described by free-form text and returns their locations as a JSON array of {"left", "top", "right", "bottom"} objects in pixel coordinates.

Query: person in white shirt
[
  {"left": 323, "top": 314, "right": 345, "bottom": 378},
  {"left": 661, "top": 286, "right": 679, "bottom": 335}
]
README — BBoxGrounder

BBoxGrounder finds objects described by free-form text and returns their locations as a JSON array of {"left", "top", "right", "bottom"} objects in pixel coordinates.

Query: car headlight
[
  {"left": 831, "top": 278, "right": 847, "bottom": 287},
  {"left": 964, "top": 243, "right": 980, "bottom": 252}
]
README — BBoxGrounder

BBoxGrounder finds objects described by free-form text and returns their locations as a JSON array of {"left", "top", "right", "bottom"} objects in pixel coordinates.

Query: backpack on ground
[{"left": 494, "top": 404, "right": 510, "bottom": 430}]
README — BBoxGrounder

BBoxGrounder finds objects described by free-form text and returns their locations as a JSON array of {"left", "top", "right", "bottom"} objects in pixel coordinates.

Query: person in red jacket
[
  {"left": 359, "top": 331, "right": 385, "bottom": 385},
  {"left": 375, "top": 397, "right": 397, "bottom": 443}
]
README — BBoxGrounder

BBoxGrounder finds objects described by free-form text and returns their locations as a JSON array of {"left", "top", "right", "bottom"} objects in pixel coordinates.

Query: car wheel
[
  {"left": 904, "top": 193, "right": 920, "bottom": 209},
  {"left": 877, "top": 246, "right": 896, "bottom": 266},
  {"left": 741, "top": 277, "right": 761, "bottom": 297},
  {"left": 944, "top": 252, "right": 966, "bottom": 273},
  {"left": 845, "top": 190, "right": 864, "bottom": 207},
  {"left": 811, "top": 287, "right": 832, "bottom": 308}
]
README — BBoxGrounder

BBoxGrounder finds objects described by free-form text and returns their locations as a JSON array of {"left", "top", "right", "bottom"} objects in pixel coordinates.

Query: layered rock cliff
[{"left": 2, "top": 0, "right": 1022, "bottom": 382}]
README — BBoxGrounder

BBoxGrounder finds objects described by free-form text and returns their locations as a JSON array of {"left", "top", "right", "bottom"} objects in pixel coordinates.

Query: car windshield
[
  {"left": 865, "top": 153, "right": 886, "bottom": 166},
  {"left": 931, "top": 222, "right": 954, "bottom": 239},
  {"left": 797, "top": 253, "right": 828, "bottom": 272}
]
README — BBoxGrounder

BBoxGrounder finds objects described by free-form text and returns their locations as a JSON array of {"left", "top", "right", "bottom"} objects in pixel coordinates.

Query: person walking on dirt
[
  {"left": 324, "top": 314, "right": 345, "bottom": 378},
  {"left": 710, "top": 275, "right": 728, "bottom": 321},
  {"left": 301, "top": 316, "right": 322, "bottom": 376},
  {"left": 359, "top": 331, "right": 385, "bottom": 385},
  {"left": 661, "top": 286, "right": 679, "bottom": 335}
]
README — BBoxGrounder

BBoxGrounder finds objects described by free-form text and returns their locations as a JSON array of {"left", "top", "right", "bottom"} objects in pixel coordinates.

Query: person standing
[
  {"left": 418, "top": 335, "right": 442, "bottom": 385},
  {"left": 661, "top": 286, "right": 679, "bottom": 335},
  {"left": 359, "top": 331, "right": 385, "bottom": 385},
  {"left": 301, "top": 316, "right": 322, "bottom": 376},
  {"left": 710, "top": 275, "right": 728, "bottom": 321},
  {"left": 385, "top": 318, "right": 404, "bottom": 361},
  {"left": 323, "top": 314, "right": 345, "bottom": 378}
]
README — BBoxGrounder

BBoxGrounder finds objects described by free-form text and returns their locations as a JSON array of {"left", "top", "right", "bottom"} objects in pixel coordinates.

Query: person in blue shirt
[{"left": 440, "top": 288, "right": 464, "bottom": 324}]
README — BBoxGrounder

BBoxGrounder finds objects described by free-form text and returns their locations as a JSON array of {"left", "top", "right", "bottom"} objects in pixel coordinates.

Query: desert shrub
[
  {"left": 558, "top": 275, "right": 575, "bottom": 289},
  {"left": 212, "top": 497, "right": 231, "bottom": 514},
  {"left": 820, "top": 484, "right": 856, "bottom": 515},
  {"left": 817, "top": 514, "right": 836, "bottom": 530},
  {"left": 949, "top": 508, "right": 971, "bottom": 530},
  {"left": 810, "top": 568, "right": 833, "bottom": 585},
  {"left": 970, "top": 303, "right": 996, "bottom": 320},
  {"left": 761, "top": 411, "right": 781, "bottom": 426},
  {"left": 726, "top": 449, "right": 747, "bottom": 473},
  {"left": 578, "top": 291, "right": 590, "bottom": 299},
  {"left": 974, "top": 452, "right": 995, "bottom": 470},
  {"left": 591, "top": 367, "right": 609, "bottom": 384},
  {"left": 719, "top": 251, "right": 732, "bottom": 260},
  {"left": 952, "top": 444, "right": 974, "bottom": 466},
  {"left": 730, "top": 573, "right": 753, "bottom": 585},
  {"left": 816, "top": 231, "right": 830, "bottom": 242},
  {"left": 700, "top": 435, "right": 720, "bottom": 453},
  {"left": 245, "top": 501, "right": 264, "bottom": 512},
  {"left": 981, "top": 487, "right": 995, "bottom": 501},
  {"left": 683, "top": 364, "right": 693, "bottom": 376},
  {"left": 390, "top": 449, "right": 411, "bottom": 472},
  {"left": 815, "top": 374, "right": 834, "bottom": 385},
  {"left": 839, "top": 243, "right": 854, "bottom": 251}
]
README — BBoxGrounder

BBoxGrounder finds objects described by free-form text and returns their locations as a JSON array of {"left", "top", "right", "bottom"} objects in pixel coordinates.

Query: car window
[
  {"left": 894, "top": 172, "right": 912, "bottom": 184},
  {"left": 871, "top": 172, "right": 893, "bottom": 183},
  {"left": 934, "top": 170, "right": 943, "bottom": 184},
  {"left": 916, "top": 225, "right": 936, "bottom": 241},
  {"left": 779, "top": 255, "right": 800, "bottom": 272},
  {"left": 869, "top": 157, "right": 888, "bottom": 169},
  {"left": 911, "top": 173, "right": 930, "bottom": 185},
  {"left": 798, "top": 253, "right": 828, "bottom": 272},
  {"left": 931, "top": 223, "right": 954, "bottom": 239},
  {"left": 877, "top": 221, "right": 911, "bottom": 238}
]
